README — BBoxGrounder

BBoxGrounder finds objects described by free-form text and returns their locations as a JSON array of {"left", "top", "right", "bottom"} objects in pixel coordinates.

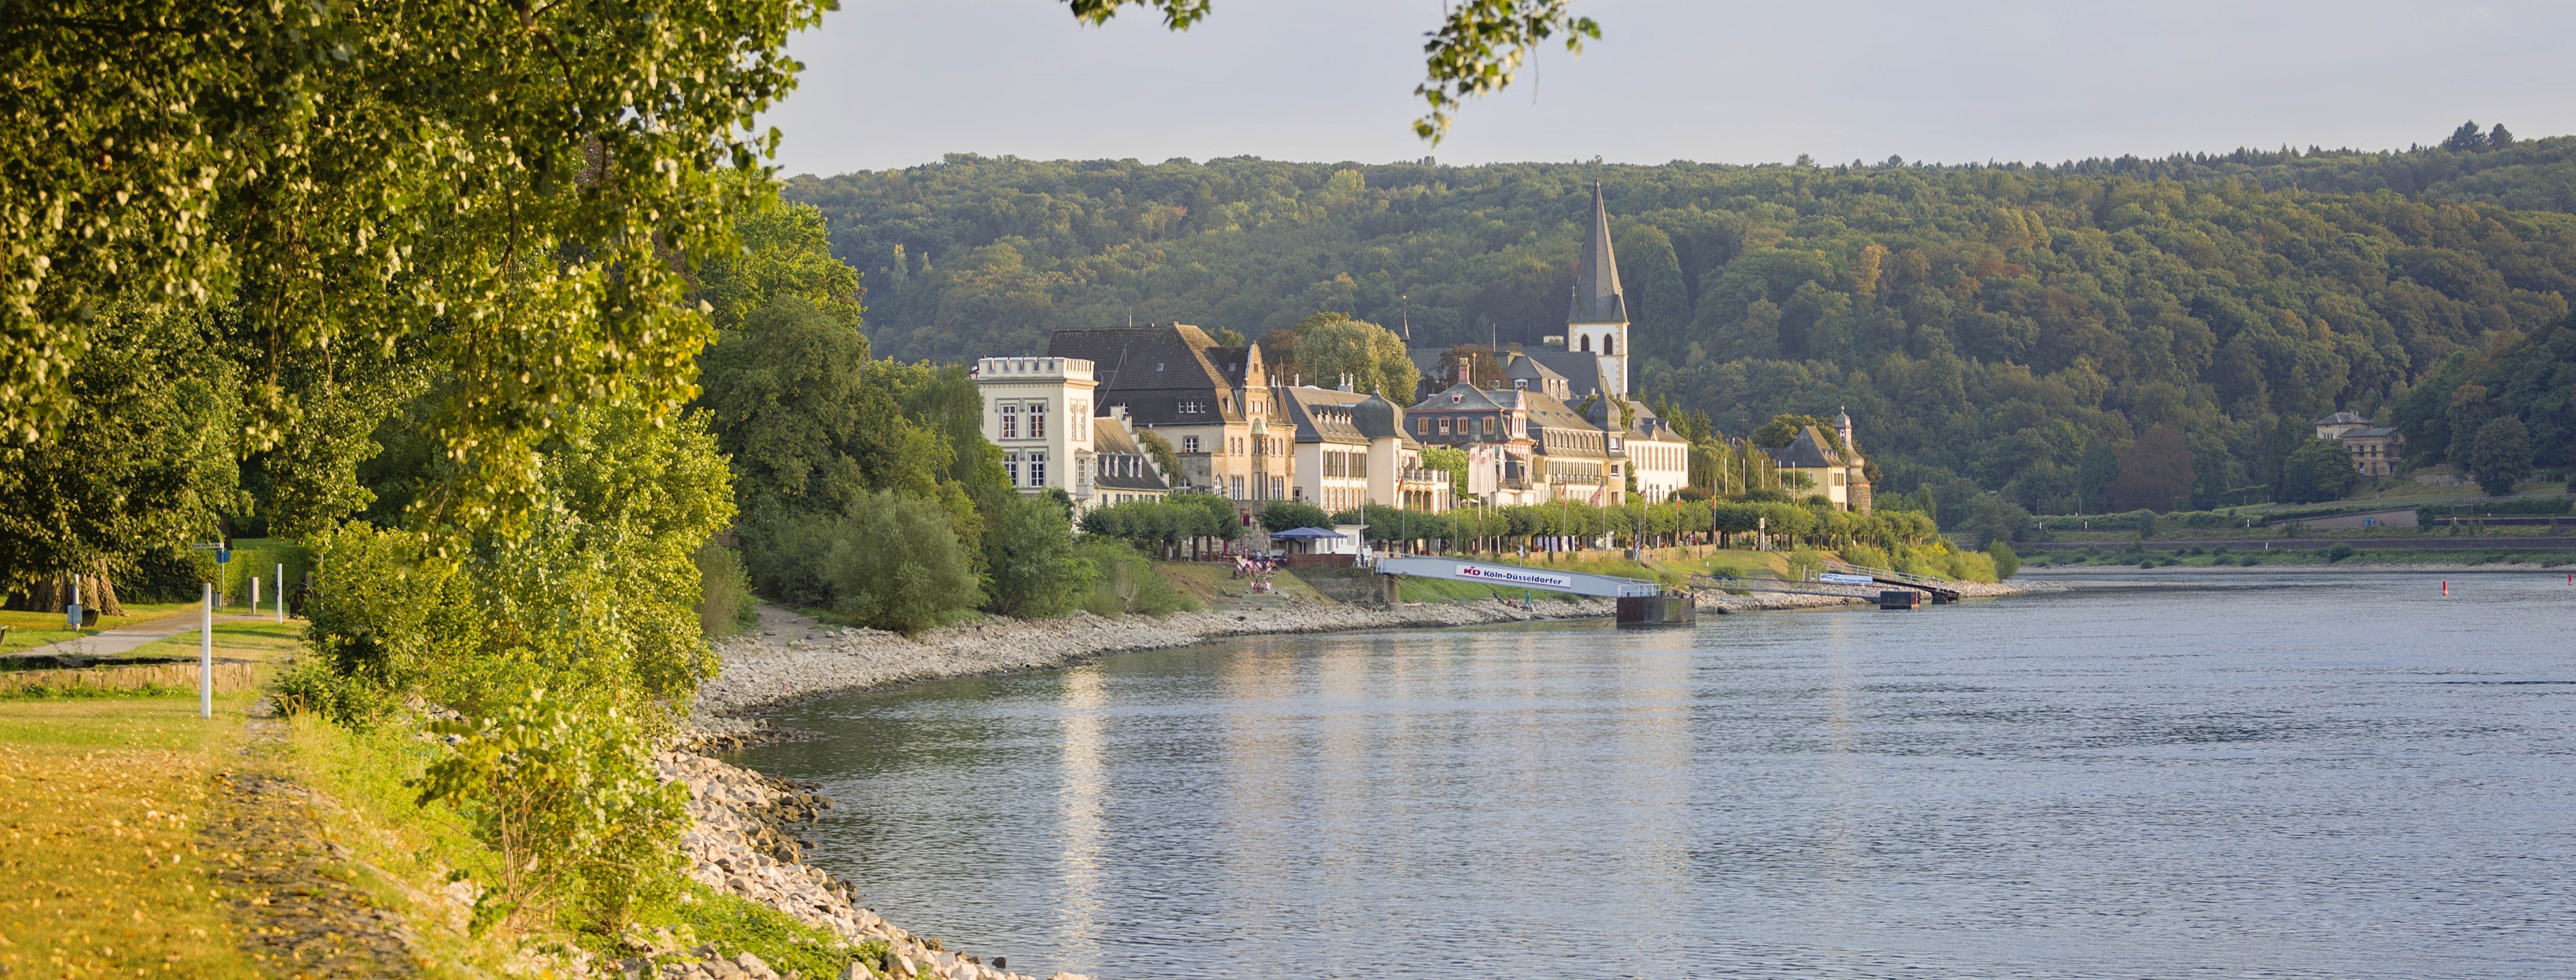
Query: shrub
[
  {"left": 412, "top": 688, "right": 689, "bottom": 933},
  {"left": 982, "top": 495, "right": 1095, "bottom": 618},
  {"left": 692, "top": 542, "right": 759, "bottom": 637},
  {"left": 1986, "top": 540, "right": 2021, "bottom": 579},
  {"left": 828, "top": 490, "right": 980, "bottom": 634},
  {"left": 1074, "top": 539, "right": 1197, "bottom": 617}
]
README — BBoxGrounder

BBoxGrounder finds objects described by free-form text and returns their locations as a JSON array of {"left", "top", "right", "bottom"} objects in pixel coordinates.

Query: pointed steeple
[{"left": 1567, "top": 181, "right": 1627, "bottom": 324}]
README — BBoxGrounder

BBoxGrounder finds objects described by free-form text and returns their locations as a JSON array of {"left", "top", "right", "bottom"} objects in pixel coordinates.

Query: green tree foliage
[
  {"left": 826, "top": 491, "right": 981, "bottom": 634},
  {"left": 982, "top": 496, "right": 1097, "bottom": 618},
  {"left": 2277, "top": 439, "right": 2362, "bottom": 503},
  {"left": 412, "top": 689, "right": 688, "bottom": 932},
  {"left": 1080, "top": 494, "right": 1241, "bottom": 558},
  {"left": 1257, "top": 499, "right": 1333, "bottom": 533},
  {"left": 2464, "top": 417, "right": 2537, "bottom": 496},
  {"left": 6, "top": 0, "right": 823, "bottom": 533},
  {"left": 793, "top": 138, "right": 2576, "bottom": 513},
  {"left": 1292, "top": 313, "right": 1419, "bottom": 398},
  {"left": 289, "top": 405, "right": 735, "bottom": 727},
  {"left": 1751, "top": 414, "right": 1834, "bottom": 449},
  {"left": 2390, "top": 314, "right": 2574, "bottom": 476},
  {"left": 1986, "top": 540, "right": 2022, "bottom": 579},
  {"left": 1066, "top": 0, "right": 1598, "bottom": 142},
  {"left": 2109, "top": 424, "right": 2196, "bottom": 512},
  {"left": 0, "top": 309, "right": 245, "bottom": 598},
  {"left": 1419, "top": 446, "right": 1472, "bottom": 496}
]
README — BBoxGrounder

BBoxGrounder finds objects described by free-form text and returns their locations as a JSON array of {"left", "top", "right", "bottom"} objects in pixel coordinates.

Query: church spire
[{"left": 1567, "top": 181, "right": 1627, "bottom": 324}]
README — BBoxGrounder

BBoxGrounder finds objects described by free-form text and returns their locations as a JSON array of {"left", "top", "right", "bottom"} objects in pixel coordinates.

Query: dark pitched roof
[
  {"left": 2315, "top": 411, "right": 2371, "bottom": 426},
  {"left": 1047, "top": 324, "right": 1239, "bottom": 426},
  {"left": 1275, "top": 386, "right": 1374, "bottom": 446},
  {"left": 2345, "top": 426, "right": 2402, "bottom": 439},
  {"left": 1514, "top": 349, "right": 1605, "bottom": 400},
  {"left": 1523, "top": 389, "right": 1608, "bottom": 459},
  {"left": 1090, "top": 418, "right": 1172, "bottom": 492},
  {"left": 1763, "top": 426, "right": 1847, "bottom": 468},
  {"left": 1567, "top": 183, "right": 1628, "bottom": 325}
]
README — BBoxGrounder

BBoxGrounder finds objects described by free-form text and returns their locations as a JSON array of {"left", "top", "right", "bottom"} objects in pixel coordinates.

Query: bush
[
  {"left": 828, "top": 490, "right": 980, "bottom": 634},
  {"left": 1074, "top": 539, "right": 1197, "bottom": 617},
  {"left": 982, "top": 495, "right": 1095, "bottom": 618},
  {"left": 692, "top": 542, "right": 759, "bottom": 637},
  {"left": 1986, "top": 541, "right": 2021, "bottom": 579},
  {"left": 412, "top": 688, "right": 689, "bottom": 933}
]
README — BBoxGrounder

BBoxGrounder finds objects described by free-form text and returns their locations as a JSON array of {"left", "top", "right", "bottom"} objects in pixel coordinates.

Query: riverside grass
[{"left": 0, "top": 697, "right": 264, "bottom": 979}]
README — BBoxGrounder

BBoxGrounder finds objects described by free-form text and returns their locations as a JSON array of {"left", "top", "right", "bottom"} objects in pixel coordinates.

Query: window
[
  {"left": 1027, "top": 400, "right": 1047, "bottom": 439},
  {"left": 999, "top": 403, "right": 1018, "bottom": 439},
  {"left": 1003, "top": 452, "right": 1020, "bottom": 485},
  {"left": 1603, "top": 336, "right": 1615, "bottom": 356},
  {"left": 1182, "top": 436, "right": 1200, "bottom": 452},
  {"left": 1179, "top": 399, "right": 1206, "bottom": 415},
  {"left": 1482, "top": 416, "right": 1495, "bottom": 436},
  {"left": 1580, "top": 334, "right": 1591, "bottom": 352},
  {"left": 1028, "top": 452, "right": 1047, "bottom": 487},
  {"left": 1417, "top": 417, "right": 1430, "bottom": 435},
  {"left": 1230, "top": 475, "right": 1245, "bottom": 498},
  {"left": 1272, "top": 476, "right": 1285, "bottom": 499},
  {"left": 1439, "top": 417, "right": 1452, "bottom": 435}
]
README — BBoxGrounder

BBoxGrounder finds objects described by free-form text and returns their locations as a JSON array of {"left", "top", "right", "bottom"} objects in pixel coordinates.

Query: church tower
[{"left": 1566, "top": 182, "right": 1630, "bottom": 397}]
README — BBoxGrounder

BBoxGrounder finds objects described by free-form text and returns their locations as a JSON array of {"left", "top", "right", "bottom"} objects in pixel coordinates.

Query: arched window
[
  {"left": 1579, "top": 334, "right": 1592, "bottom": 352},
  {"left": 1602, "top": 335, "right": 1615, "bottom": 356}
]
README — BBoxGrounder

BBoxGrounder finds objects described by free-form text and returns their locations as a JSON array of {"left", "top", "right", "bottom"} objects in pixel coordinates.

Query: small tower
[
  {"left": 1835, "top": 408, "right": 1854, "bottom": 453},
  {"left": 1566, "top": 182, "right": 1630, "bottom": 397}
]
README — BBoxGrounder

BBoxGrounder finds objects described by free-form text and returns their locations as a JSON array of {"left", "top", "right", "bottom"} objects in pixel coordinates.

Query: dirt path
[{"left": 202, "top": 719, "right": 424, "bottom": 979}]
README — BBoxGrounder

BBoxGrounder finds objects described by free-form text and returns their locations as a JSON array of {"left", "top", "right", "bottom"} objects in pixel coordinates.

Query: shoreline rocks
[
  {"left": 652, "top": 750, "right": 1081, "bottom": 980},
  {"left": 693, "top": 597, "right": 1619, "bottom": 717}
]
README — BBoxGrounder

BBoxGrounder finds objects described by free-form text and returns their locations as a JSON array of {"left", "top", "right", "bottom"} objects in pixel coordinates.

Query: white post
[
  {"left": 250, "top": 575, "right": 259, "bottom": 612},
  {"left": 200, "top": 581, "right": 214, "bottom": 718},
  {"left": 276, "top": 563, "right": 285, "bottom": 624}
]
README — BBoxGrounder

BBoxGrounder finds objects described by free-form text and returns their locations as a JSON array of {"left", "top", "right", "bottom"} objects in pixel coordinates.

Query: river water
[{"left": 739, "top": 571, "right": 2576, "bottom": 978}]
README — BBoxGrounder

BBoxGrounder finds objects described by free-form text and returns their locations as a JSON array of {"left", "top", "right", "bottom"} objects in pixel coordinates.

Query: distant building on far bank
[
  {"left": 1762, "top": 411, "right": 1873, "bottom": 512},
  {"left": 974, "top": 356, "right": 1096, "bottom": 507},
  {"left": 2315, "top": 411, "right": 2405, "bottom": 477}
]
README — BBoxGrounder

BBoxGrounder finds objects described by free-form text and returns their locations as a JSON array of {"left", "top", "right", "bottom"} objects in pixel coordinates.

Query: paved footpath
[{"left": 7, "top": 609, "right": 267, "bottom": 661}]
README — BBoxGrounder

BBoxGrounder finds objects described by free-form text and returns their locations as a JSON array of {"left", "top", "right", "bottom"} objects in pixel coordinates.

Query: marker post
[{"left": 200, "top": 581, "right": 213, "bottom": 718}]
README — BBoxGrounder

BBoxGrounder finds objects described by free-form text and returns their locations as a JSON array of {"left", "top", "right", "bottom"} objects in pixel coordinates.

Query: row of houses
[{"left": 969, "top": 185, "right": 1876, "bottom": 518}]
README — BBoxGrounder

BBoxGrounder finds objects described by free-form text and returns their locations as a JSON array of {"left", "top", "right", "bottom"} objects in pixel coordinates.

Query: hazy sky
[{"left": 765, "top": 0, "right": 2576, "bottom": 178}]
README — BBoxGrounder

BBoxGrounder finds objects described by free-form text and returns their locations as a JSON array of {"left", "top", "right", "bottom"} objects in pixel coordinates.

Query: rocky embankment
[
  {"left": 638, "top": 751, "right": 1062, "bottom": 980},
  {"left": 696, "top": 597, "right": 1617, "bottom": 716}
]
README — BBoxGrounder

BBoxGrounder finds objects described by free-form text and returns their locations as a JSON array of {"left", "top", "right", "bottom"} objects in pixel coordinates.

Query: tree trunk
[{"left": 5, "top": 562, "right": 123, "bottom": 616}]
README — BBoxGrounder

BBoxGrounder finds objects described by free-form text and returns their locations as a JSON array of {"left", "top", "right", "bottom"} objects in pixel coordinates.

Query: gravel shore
[{"left": 695, "top": 596, "right": 1617, "bottom": 717}]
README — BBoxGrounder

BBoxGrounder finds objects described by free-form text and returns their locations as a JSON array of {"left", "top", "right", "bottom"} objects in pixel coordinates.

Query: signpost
[
  {"left": 188, "top": 542, "right": 228, "bottom": 718},
  {"left": 277, "top": 563, "right": 286, "bottom": 624}
]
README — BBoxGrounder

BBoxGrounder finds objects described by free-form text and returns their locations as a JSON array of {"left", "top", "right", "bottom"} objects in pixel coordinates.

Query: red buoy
[{"left": 2442, "top": 580, "right": 2450, "bottom": 597}]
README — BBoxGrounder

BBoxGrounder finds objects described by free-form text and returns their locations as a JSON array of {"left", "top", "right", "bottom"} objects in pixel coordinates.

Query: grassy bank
[{"left": 0, "top": 620, "right": 880, "bottom": 979}]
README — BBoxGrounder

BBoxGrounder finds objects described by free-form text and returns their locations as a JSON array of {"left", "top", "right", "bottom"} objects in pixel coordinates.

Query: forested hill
[{"left": 781, "top": 132, "right": 2576, "bottom": 513}]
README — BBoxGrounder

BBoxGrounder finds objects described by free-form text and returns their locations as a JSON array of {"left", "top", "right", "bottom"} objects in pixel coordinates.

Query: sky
[{"left": 763, "top": 0, "right": 2576, "bottom": 178}]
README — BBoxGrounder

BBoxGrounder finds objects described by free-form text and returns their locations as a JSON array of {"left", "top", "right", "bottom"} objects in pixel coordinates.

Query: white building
[{"left": 975, "top": 356, "right": 1096, "bottom": 507}]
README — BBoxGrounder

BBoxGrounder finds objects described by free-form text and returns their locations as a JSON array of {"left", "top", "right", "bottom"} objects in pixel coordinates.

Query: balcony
[{"left": 1398, "top": 467, "right": 1445, "bottom": 485}]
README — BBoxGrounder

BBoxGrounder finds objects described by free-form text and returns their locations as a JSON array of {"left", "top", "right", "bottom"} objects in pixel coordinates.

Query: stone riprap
[
  {"left": 695, "top": 598, "right": 1618, "bottom": 716},
  {"left": 647, "top": 750, "right": 1081, "bottom": 980}
]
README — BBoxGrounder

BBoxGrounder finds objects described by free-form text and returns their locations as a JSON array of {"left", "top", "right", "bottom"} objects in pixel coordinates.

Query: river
[{"left": 737, "top": 570, "right": 2576, "bottom": 978}]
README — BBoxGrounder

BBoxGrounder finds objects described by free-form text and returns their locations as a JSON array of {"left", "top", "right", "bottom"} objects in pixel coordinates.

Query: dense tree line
[{"left": 789, "top": 129, "right": 2576, "bottom": 517}]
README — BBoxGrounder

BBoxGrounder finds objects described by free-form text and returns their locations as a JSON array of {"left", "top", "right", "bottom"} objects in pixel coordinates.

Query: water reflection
[
  {"left": 1055, "top": 667, "right": 1106, "bottom": 963},
  {"left": 745, "top": 572, "right": 2576, "bottom": 979}
]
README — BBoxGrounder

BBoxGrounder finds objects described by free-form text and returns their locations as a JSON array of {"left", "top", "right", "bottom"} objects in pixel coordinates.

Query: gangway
[
  {"left": 1373, "top": 556, "right": 1693, "bottom": 626},
  {"left": 1818, "top": 559, "right": 1962, "bottom": 603},
  {"left": 1374, "top": 556, "right": 1665, "bottom": 597}
]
